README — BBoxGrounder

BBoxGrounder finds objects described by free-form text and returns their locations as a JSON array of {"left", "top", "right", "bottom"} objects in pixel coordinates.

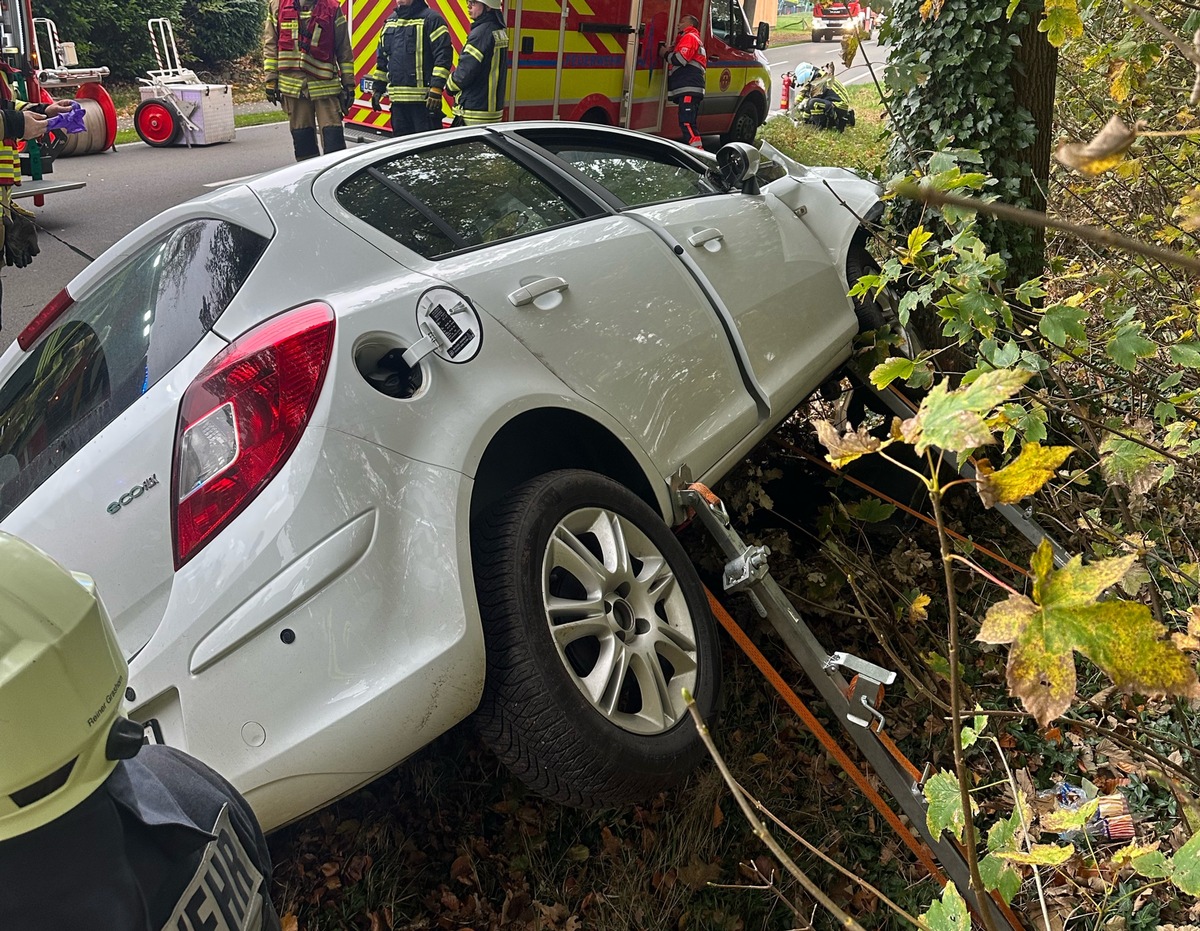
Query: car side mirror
[
  {"left": 713, "top": 142, "right": 761, "bottom": 194},
  {"left": 755, "top": 21, "right": 770, "bottom": 49}
]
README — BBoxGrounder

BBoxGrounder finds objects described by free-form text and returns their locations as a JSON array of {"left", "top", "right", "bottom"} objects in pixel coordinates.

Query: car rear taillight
[{"left": 171, "top": 302, "right": 335, "bottom": 569}]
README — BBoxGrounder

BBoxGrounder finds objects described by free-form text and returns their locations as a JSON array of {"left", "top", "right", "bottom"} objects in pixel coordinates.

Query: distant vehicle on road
[{"left": 812, "top": 0, "right": 872, "bottom": 41}]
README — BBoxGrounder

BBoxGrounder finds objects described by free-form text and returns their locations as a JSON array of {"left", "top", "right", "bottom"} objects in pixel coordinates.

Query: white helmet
[{"left": 0, "top": 533, "right": 139, "bottom": 840}]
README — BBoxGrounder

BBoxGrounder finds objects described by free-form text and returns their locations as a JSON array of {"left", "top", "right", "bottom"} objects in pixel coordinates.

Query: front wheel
[
  {"left": 847, "top": 230, "right": 890, "bottom": 333},
  {"left": 720, "top": 99, "right": 760, "bottom": 146},
  {"left": 472, "top": 469, "right": 722, "bottom": 808}
]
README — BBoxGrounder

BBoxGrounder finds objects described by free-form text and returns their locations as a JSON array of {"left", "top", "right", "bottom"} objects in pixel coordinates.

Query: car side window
[
  {"left": 517, "top": 132, "right": 715, "bottom": 207},
  {"left": 336, "top": 139, "right": 587, "bottom": 260},
  {"left": 0, "top": 220, "right": 267, "bottom": 520}
]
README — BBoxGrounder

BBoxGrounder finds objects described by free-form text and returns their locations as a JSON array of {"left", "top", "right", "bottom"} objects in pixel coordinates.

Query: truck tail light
[{"left": 171, "top": 302, "right": 335, "bottom": 568}]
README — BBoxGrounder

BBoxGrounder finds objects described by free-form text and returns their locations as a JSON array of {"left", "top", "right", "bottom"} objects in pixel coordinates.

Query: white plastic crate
[{"left": 139, "top": 82, "right": 235, "bottom": 146}]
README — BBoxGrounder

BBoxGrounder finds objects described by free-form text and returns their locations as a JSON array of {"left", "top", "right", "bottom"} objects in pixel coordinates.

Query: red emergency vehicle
[{"left": 344, "top": 0, "right": 772, "bottom": 144}]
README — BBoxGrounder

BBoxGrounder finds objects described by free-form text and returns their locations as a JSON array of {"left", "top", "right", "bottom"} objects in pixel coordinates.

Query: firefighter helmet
[
  {"left": 792, "top": 61, "right": 817, "bottom": 88},
  {"left": 0, "top": 533, "right": 136, "bottom": 840}
]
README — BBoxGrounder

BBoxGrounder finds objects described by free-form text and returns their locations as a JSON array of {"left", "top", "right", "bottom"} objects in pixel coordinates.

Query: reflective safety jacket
[
  {"left": 664, "top": 25, "right": 706, "bottom": 99},
  {"left": 0, "top": 68, "right": 37, "bottom": 188},
  {"left": 0, "top": 746, "right": 281, "bottom": 931},
  {"left": 263, "top": 0, "right": 353, "bottom": 99},
  {"left": 446, "top": 10, "right": 509, "bottom": 125},
  {"left": 371, "top": 0, "right": 453, "bottom": 104}
]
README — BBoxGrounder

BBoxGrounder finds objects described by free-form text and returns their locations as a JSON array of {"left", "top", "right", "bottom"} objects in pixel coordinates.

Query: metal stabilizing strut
[{"left": 675, "top": 478, "right": 1023, "bottom": 931}]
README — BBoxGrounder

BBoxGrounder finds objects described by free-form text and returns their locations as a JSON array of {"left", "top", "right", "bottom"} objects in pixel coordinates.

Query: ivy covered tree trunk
[
  {"left": 1009, "top": 2, "right": 1058, "bottom": 283},
  {"left": 885, "top": 0, "right": 1057, "bottom": 285}
]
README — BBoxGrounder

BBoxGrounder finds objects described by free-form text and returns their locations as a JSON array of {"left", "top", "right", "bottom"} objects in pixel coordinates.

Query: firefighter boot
[
  {"left": 291, "top": 127, "right": 320, "bottom": 161},
  {"left": 322, "top": 125, "right": 347, "bottom": 154}
]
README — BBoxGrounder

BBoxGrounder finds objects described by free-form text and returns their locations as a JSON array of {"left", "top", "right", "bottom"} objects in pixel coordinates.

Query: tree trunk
[{"left": 1007, "top": 5, "right": 1058, "bottom": 283}]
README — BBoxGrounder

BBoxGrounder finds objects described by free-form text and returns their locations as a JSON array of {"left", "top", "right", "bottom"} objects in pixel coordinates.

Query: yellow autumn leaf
[
  {"left": 909, "top": 593, "right": 932, "bottom": 622},
  {"left": 814, "top": 419, "right": 884, "bottom": 468},
  {"left": 1054, "top": 115, "right": 1140, "bottom": 177},
  {"left": 975, "top": 443, "right": 1073, "bottom": 508},
  {"left": 842, "top": 34, "right": 860, "bottom": 69},
  {"left": 1108, "top": 59, "right": 1133, "bottom": 103}
]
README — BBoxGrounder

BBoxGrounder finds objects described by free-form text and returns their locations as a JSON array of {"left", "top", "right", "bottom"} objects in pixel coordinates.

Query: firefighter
[
  {"left": 263, "top": 0, "right": 355, "bottom": 161},
  {"left": 445, "top": 0, "right": 509, "bottom": 126},
  {"left": 0, "top": 533, "right": 281, "bottom": 931},
  {"left": 370, "top": 0, "right": 453, "bottom": 136},
  {"left": 797, "top": 70, "right": 855, "bottom": 132},
  {"left": 0, "top": 66, "right": 74, "bottom": 321},
  {"left": 661, "top": 14, "right": 706, "bottom": 148}
]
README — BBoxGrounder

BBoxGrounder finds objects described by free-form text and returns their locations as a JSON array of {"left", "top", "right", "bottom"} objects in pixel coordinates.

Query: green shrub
[
  {"left": 36, "top": 0, "right": 184, "bottom": 79},
  {"left": 179, "top": 0, "right": 267, "bottom": 69}
]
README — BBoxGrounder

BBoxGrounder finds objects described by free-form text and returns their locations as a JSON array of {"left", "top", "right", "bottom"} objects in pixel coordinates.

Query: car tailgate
[{"left": 1, "top": 331, "right": 230, "bottom": 659}]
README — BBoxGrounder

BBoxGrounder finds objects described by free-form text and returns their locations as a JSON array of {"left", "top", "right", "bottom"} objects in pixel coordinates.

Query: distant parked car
[{"left": 0, "top": 122, "right": 885, "bottom": 831}]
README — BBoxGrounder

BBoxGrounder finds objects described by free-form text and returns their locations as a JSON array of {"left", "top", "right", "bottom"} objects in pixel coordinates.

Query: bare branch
[{"left": 894, "top": 182, "right": 1200, "bottom": 274}]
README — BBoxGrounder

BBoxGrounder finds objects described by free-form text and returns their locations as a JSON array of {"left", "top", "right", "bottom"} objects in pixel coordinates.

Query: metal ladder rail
[{"left": 676, "top": 482, "right": 1024, "bottom": 931}]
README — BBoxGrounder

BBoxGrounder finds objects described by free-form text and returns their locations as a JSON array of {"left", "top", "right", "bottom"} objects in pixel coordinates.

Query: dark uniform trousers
[{"left": 0, "top": 746, "right": 281, "bottom": 931}]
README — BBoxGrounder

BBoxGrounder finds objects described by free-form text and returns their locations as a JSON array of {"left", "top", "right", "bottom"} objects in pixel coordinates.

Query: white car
[{"left": 0, "top": 123, "right": 883, "bottom": 831}]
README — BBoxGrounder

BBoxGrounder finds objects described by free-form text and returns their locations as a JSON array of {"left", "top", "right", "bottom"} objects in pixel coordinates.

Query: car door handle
[
  {"left": 508, "top": 276, "right": 569, "bottom": 306},
  {"left": 687, "top": 228, "right": 724, "bottom": 247}
]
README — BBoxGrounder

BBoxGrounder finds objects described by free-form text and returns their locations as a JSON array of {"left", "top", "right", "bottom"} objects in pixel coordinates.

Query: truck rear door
[{"left": 621, "top": 0, "right": 681, "bottom": 133}]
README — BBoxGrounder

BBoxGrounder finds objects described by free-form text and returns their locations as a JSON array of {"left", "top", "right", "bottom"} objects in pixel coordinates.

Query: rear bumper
[{"left": 127, "top": 428, "right": 484, "bottom": 831}]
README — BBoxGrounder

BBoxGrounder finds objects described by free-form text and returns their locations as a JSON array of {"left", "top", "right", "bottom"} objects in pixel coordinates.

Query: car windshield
[{"left": 0, "top": 220, "right": 268, "bottom": 521}]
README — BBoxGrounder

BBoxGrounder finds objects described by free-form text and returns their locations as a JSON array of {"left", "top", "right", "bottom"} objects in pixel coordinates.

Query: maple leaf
[
  {"left": 1054, "top": 115, "right": 1139, "bottom": 177},
  {"left": 924, "top": 770, "right": 977, "bottom": 841},
  {"left": 920, "top": 882, "right": 969, "bottom": 931},
  {"left": 908, "top": 592, "right": 931, "bottom": 622},
  {"left": 1100, "top": 433, "right": 1166, "bottom": 495},
  {"left": 1040, "top": 0, "right": 1083, "bottom": 46},
  {"left": 1171, "top": 832, "right": 1200, "bottom": 895},
  {"left": 900, "top": 368, "right": 1033, "bottom": 455},
  {"left": 975, "top": 443, "right": 1072, "bottom": 507},
  {"left": 814, "top": 419, "right": 884, "bottom": 468},
  {"left": 978, "top": 540, "right": 1200, "bottom": 725}
]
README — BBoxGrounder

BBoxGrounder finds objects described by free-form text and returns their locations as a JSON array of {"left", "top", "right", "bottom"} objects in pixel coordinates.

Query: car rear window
[
  {"left": 336, "top": 138, "right": 588, "bottom": 259},
  {"left": 0, "top": 219, "right": 268, "bottom": 520}
]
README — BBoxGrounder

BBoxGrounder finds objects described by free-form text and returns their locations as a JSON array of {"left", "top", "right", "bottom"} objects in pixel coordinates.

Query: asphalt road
[
  {"left": 0, "top": 121, "right": 302, "bottom": 346},
  {"left": 0, "top": 33, "right": 883, "bottom": 349}
]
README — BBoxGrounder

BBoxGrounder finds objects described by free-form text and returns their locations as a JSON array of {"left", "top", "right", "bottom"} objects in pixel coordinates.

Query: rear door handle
[
  {"left": 688, "top": 228, "right": 724, "bottom": 247},
  {"left": 508, "top": 276, "right": 569, "bottom": 306}
]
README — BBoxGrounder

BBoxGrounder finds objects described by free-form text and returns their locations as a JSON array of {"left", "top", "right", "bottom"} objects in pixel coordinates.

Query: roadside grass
[
  {"left": 760, "top": 82, "right": 889, "bottom": 178},
  {"left": 772, "top": 13, "right": 813, "bottom": 44}
]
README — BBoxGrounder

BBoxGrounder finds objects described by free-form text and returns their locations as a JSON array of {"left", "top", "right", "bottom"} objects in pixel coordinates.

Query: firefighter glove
[
  {"left": 4, "top": 208, "right": 39, "bottom": 268},
  {"left": 425, "top": 88, "right": 443, "bottom": 113},
  {"left": 264, "top": 82, "right": 281, "bottom": 106}
]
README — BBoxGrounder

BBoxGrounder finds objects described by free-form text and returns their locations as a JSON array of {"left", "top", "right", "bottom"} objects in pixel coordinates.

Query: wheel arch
[{"left": 470, "top": 407, "right": 663, "bottom": 524}]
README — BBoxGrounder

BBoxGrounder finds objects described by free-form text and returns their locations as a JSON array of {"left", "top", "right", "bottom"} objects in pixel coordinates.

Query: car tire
[
  {"left": 472, "top": 468, "right": 721, "bottom": 808},
  {"left": 847, "top": 230, "right": 888, "bottom": 332},
  {"left": 720, "top": 99, "right": 760, "bottom": 147}
]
